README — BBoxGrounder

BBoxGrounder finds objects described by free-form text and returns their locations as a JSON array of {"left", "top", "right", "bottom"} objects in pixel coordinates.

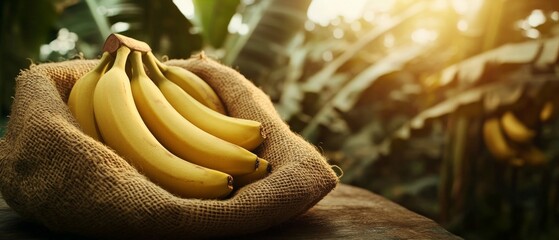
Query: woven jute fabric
[{"left": 0, "top": 53, "right": 338, "bottom": 239}]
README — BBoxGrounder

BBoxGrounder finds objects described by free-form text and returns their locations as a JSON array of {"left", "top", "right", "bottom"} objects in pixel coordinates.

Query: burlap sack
[{"left": 0, "top": 53, "right": 338, "bottom": 239}]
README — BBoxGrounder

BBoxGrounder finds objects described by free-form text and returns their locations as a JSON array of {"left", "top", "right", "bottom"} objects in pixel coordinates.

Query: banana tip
[
  {"left": 227, "top": 175, "right": 234, "bottom": 190},
  {"left": 255, "top": 157, "right": 260, "bottom": 170}
]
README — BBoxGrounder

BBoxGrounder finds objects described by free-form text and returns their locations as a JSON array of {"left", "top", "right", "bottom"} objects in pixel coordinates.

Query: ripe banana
[
  {"left": 233, "top": 158, "right": 272, "bottom": 188},
  {"left": 129, "top": 51, "right": 261, "bottom": 175},
  {"left": 520, "top": 145, "right": 547, "bottom": 166},
  {"left": 94, "top": 46, "right": 233, "bottom": 199},
  {"left": 143, "top": 52, "right": 264, "bottom": 151},
  {"left": 483, "top": 117, "right": 516, "bottom": 161},
  {"left": 540, "top": 101, "right": 554, "bottom": 123},
  {"left": 500, "top": 111, "right": 536, "bottom": 143},
  {"left": 67, "top": 51, "right": 113, "bottom": 141},
  {"left": 153, "top": 55, "right": 227, "bottom": 115}
]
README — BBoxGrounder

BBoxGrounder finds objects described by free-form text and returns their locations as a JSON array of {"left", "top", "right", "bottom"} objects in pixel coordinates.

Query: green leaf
[
  {"left": 222, "top": 0, "right": 271, "bottom": 64},
  {"left": 300, "top": 45, "right": 426, "bottom": 140},
  {"left": 339, "top": 122, "right": 383, "bottom": 182},
  {"left": 333, "top": 45, "right": 425, "bottom": 112},
  {"left": 1, "top": 0, "right": 60, "bottom": 115},
  {"left": 438, "top": 36, "right": 559, "bottom": 89},
  {"left": 275, "top": 50, "right": 307, "bottom": 120},
  {"left": 227, "top": 0, "right": 311, "bottom": 80},
  {"left": 192, "top": 0, "right": 240, "bottom": 48},
  {"left": 85, "top": 0, "right": 112, "bottom": 40}
]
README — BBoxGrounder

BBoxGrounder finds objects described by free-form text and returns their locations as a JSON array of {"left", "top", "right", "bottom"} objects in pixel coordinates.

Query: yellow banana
[
  {"left": 143, "top": 52, "right": 264, "bottom": 151},
  {"left": 508, "top": 158, "right": 525, "bottom": 167},
  {"left": 500, "top": 111, "right": 536, "bottom": 143},
  {"left": 67, "top": 52, "right": 113, "bottom": 141},
  {"left": 540, "top": 101, "right": 554, "bottom": 123},
  {"left": 153, "top": 55, "right": 227, "bottom": 115},
  {"left": 129, "top": 51, "right": 261, "bottom": 175},
  {"left": 233, "top": 158, "right": 272, "bottom": 188},
  {"left": 483, "top": 117, "right": 516, "bottom": 161},
  {"left": 94, "top": 47, "right": 233, "bottom": 199},
  {"left": 520, "top": 145, "right": 547, "bottom": 166}
]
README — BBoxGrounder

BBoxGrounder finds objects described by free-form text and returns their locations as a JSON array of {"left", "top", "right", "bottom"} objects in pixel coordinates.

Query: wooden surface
[{"left": 0, "top": 184, "right": 461, "bottom": 239}]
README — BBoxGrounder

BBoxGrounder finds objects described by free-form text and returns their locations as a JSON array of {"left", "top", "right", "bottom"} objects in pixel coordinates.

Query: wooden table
[{"left": 0, "top": 184, "right": 461, "bottom": 239}]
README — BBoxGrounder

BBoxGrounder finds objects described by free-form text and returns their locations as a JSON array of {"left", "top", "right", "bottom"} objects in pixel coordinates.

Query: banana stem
[
  {"left": 143, "top": 52, "right": 168, "bottom": 84},
  {"left": 151, "top": 53, "right": 169, "bottom": 72},
  {"left": 93, "top": 52, "right": 114, "bottom": 73},
  {"left": 113, "top": 46, "right": 131, "bottom": 70},
  {"left": 130, "top": 51, "right": 145, "bottom": 79}
]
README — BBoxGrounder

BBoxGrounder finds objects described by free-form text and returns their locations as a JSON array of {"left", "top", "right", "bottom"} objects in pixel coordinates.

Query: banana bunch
[
  {"left": 67, "top": 44, "right": 269, "bottom": 199},
  {"left": 482, "top": 107, "right": 551, "bottom": 167}
]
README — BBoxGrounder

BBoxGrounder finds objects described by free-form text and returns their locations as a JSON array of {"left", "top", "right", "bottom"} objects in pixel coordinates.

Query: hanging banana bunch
[{"left": 482, "top": 101, "right": 555, "bottom": 167}]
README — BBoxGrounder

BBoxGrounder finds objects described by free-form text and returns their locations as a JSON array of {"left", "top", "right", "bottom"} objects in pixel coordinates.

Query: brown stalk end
[
  {"left": 103, "top": 33, "right": 151, "bottom": 54},
  {"left": 255, "top": 157, "right": 260, "bottom": 170},
  {"left": 227, "top": 175, "right": 234, "bottom": 190}
]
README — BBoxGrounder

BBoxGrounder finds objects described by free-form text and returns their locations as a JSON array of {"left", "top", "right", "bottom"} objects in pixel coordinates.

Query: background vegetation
[{"left": 2, "top": 0, "right": 559, "bottom": 239}]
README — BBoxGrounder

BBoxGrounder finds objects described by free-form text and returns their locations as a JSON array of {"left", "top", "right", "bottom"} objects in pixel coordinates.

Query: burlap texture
[{"left": 0, "top": 53, "right": 338, "bottom": 239}]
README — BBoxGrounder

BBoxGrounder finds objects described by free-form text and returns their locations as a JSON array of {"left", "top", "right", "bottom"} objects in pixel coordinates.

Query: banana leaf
[
  {"left": 300, "top": 45, "right": 427, "bottom": 140},
  {"left": 1, "top": 0, "right": 61, "bottom": 115},
  {"left": 437, "top": 36, "right": 559, "bottom": 90},
  {"left": 377, "top": 36, "right": 559, "bottom": 155},
  {"left": 228, "top": 0, "right": 312, "bottom": 88},
  {"left": 192, "top": 0, "right": 240, "bottom": 49}
]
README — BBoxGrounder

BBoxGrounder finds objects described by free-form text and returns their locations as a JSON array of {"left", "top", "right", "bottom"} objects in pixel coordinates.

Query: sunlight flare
[{"left": 307, "top": 0, "right": 395, "bottom": 26}]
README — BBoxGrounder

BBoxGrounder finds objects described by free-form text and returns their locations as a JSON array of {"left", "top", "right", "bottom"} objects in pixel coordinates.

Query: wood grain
[{"left": 0, "top": 184, "right": 461, "bottom": 239}]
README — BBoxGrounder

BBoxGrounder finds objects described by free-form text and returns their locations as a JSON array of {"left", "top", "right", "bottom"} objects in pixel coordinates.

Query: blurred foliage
[
  {"left": 191, "top": 0, "right": 240, "bottom": 49},
  {"left": 281, "top": 1, "right": 559, "bottom": 239},
  {"left": 0, "top": 0, "right": 64, "bottom": 117},
  {"left": 2, "top": 0, "right": 559, "bottom": 239},
  {"left": 224, "top": 0, "right": 313, "bottom": 98}
]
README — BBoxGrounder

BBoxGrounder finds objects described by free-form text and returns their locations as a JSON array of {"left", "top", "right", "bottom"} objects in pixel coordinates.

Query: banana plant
[
  {"left": 0, "top": 0, "right": 61, "bottom": 118},
  {"left": 191, "top": 0, "right": 240, "bottom": 49},
  {"left": 373, "top": 36, "right": 559, "bottom": 155},
  {"left": 259, "top": 0, "right": 558, "bottom": 238},
  {"left": 56, "top": 0, "right": 204, "bottom": 59},
  {"left": 222, "top": 0, "right": 313, "bottom": 101}
]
